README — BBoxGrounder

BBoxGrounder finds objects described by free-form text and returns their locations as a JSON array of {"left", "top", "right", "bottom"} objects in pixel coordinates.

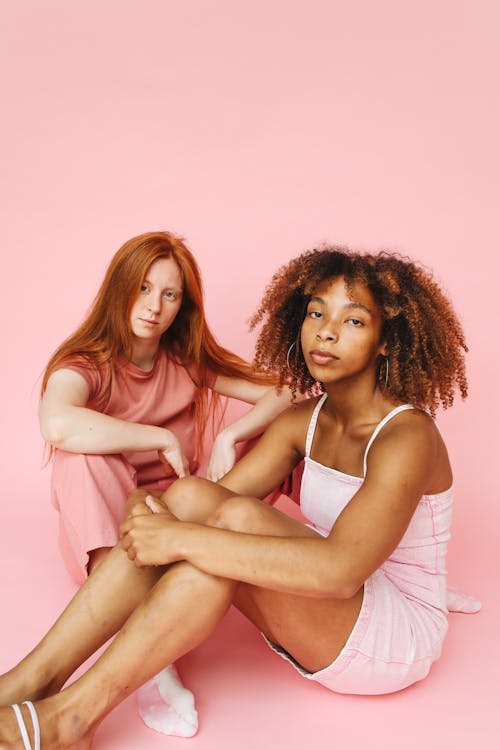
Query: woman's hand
[
  {"left": 124, "top": 490, "right": 166, "bottom": 520},
  {"left": 120, "top": 495, "right": 183, "bottom": 567},
  {"left": 206, "top": 430, "right": 237, "bottom": 482},
  {"left": 159, "top": 429, "right": 191, "bottom": 478}
]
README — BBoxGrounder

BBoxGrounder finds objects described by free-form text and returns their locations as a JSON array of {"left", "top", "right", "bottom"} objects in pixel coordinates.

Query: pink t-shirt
[{"left": 64, "top": 350, "right": 216, "bottom": 483}]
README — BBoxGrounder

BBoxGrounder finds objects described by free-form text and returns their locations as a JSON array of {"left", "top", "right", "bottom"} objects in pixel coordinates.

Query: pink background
[{"left": 0, "top": 1, "right": 498, "bottom": 747}]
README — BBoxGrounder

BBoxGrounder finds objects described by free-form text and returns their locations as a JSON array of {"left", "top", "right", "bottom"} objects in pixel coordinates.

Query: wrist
[
  {"left": 217, "top": 425, "right": 237, "bottom": 446},
  {"left": 175, "top": 522, "right": 201, "bottom": 562},
  {"left": 158, "top": 426, "right": 175, "bottom": 451}
]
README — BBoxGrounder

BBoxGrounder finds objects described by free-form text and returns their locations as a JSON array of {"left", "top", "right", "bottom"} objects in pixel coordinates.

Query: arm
[
  {"left": 121, "top": 412, "right": 442, "bottom": 598},
  {"left": 39, "top": 369, "right": 189, "bottom": 476},
  {"left": 206, "top": 375, "right": 296, "bottom": 481},
  {"left": 217, "top": 400, "right": 311, "bottom": 498}
]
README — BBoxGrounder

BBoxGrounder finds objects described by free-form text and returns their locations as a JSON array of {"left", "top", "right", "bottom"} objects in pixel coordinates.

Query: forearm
[
  {"left": 221, "top": 387, "right": 293, "bottom": 444},
  {"left": 177, "top": 524, "right": 354, "bottom": 599},
  {"left": 206, "top": 387, "right": 296, "bottom": 482},
  {"left": 40, "top": 406, "right": 170, "bottom": 454}
]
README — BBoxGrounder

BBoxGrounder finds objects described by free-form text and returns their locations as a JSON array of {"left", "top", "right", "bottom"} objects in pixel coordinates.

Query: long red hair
[{"left": 42, "top": 231, "right": 272, "bottom": 451}]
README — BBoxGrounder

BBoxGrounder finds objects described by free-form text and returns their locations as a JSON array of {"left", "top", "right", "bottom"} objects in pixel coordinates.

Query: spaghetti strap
[
  {"left": 362, "top": 404, "right": 415, "bottom": 477},
  {"left": 304, "top": 393, "right": 328, "bottom": 457}
]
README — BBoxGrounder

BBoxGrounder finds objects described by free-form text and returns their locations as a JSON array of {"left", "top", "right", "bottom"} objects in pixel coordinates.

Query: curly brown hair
[{"left": 251, "top": 246, "right": 468, "bottom": 414}]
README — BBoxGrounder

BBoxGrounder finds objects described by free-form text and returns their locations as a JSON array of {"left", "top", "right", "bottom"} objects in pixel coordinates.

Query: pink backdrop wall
[{"left": 1, "top": 2, "right": 498, "bottom": 748}]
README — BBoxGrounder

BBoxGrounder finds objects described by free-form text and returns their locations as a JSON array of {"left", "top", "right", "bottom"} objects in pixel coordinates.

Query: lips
[
  {"left": 139, "top": 318, "right": 160, "bottom": 327},
  {"left": 309, "top": 349, "right": 339, "bottom": 365}
]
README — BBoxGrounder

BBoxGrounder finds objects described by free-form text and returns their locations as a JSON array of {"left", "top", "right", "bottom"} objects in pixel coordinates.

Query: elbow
[
  {"left": 314, "top": 543, "right": 367, "bottom": 600},
  {"left": 319, "top": 581, "right": 363, "bottom": 601},
  {"left": 40, "top": 414, "right": 69, "bottom": 447},
  {"left": 315, "top": 570, "right": 364, "bottom": 601},
  {"left": 332, "top": 580, "right": 364, "bottom": 601}
]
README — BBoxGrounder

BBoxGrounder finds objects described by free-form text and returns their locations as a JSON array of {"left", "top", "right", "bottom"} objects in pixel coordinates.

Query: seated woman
[
  {"left": 0, "top": 246, "right": 477, "bottom": 749},
  {"left": 38, "top": 229, "right": 296, "bottom": 736},
  {"left": 39, "top": 230, "right": 291, "bottom": 585}
]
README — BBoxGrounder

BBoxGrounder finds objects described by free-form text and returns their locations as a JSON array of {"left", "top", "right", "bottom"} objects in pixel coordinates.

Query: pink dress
[
  {"left": 265, "top": 393, "right": 451, "bottom": 695},
  {"left": 50, "top": 351, "right": 215, "bottom": 583}
]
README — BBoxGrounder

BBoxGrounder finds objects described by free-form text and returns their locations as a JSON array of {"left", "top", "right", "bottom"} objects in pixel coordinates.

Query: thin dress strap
[
  {"left": 304, "top": 393, "right": 328, "bottom": 457},
  {"left": 363, "top": 404, "right": 415, "bottom": 477}
]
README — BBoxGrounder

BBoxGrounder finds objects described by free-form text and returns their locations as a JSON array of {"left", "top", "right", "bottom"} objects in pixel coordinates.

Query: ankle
[
  {"left": 35, "top": 695, "right": 97, "bottom": 747},
  {"left": 0, "top": 662, "right": 62, "bottom": 705}
]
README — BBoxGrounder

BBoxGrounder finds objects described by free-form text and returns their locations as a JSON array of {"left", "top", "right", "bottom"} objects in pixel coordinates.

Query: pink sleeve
[
  {"left": 185, "top": 363, "right": 217, "bottom": 389},
  {"left": 57, "top": 358, "right": 103, "bottom": 404}
]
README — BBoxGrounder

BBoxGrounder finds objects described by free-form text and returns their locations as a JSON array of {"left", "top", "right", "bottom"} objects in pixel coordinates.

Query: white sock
[
  {"left": 137, "top": 664, "right": 199, "bottom": 738},
  {"left": 446, "top": 585, "right": 482, "bottom": 613}
]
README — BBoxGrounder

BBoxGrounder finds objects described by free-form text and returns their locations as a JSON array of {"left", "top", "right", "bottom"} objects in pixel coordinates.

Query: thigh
[
  {"left": 209, "top": 495, "right": 363, "bottom": 674},
  {"left": 52, "top": 451, "right": 138, "bottom": 582},
  {"left": 235, "top": 582, "right": 363, "bottom": 674}
]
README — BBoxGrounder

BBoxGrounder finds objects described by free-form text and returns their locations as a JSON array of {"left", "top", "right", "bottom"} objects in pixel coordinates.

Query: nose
[
  {"left": 146, "top": 293, "right": 162, "bottom": 314},
  {"left": 315, "top": 325, "right": 339, "bottom": 342}
]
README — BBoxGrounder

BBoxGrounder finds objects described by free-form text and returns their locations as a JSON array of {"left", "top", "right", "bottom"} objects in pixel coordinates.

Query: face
[
  {"left": 300, "top": 276, "right": 387, "bottom": 385},
  {"left": 129, "top": 257, "right": 183, "bottom": 345}
]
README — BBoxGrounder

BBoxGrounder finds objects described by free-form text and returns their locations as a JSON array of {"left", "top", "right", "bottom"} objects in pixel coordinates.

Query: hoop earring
[
  {"left": 381, "top": 357, "right": 389, "bottom": 388},
  {"left": 286, "top": 342, "right": 296, "bottom": 370}
]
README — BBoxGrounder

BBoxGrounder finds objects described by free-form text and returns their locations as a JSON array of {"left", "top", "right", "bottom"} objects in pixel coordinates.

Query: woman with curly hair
[{"left": 1, "top": 246, "right": 477, "bottom": 748}]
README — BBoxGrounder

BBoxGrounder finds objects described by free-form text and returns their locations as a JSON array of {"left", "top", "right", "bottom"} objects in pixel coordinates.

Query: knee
[
  {"left": 208, "top": 496, "right": 263, "bottom": 533},
  {"left": 164, "top": 476, "right": 213, "bottom": 518}
]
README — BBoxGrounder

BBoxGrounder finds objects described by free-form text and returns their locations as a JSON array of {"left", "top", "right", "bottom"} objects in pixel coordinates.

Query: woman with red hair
[{"left": 39, "top": 231, "right": 290, "bottom": 584}]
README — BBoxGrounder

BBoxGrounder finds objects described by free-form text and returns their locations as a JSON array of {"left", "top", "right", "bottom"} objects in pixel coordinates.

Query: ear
[{"left": 378, "top": 341, "right": 389, "bottom": 357}]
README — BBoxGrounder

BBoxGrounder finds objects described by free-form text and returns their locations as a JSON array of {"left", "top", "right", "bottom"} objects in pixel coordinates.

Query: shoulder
[
  {"left": 379, "top": 407, "right": 438, "bottom": 442},
  {"left": 366, "top": 407, "right": 449, "bottom": 491},
  {"left": 42, "top": 368, "right": 91, "bottom": 409},
  {"left": 267, "top": 395, "right": 321, "bottom": 446},
  {"left": 52, "top": 354, "right": 101, "bottom": 379},
  {"left": 370, "top": 407, "right": 439, "bottom": 455},
  {"left": 46, "top": 357, "right": 107, "bottom": 404}
]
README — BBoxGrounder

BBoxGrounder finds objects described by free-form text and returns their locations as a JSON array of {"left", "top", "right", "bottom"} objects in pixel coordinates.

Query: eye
[
  {"left": 308, "top": 310, "right": 322, "bottom": 319},
  {"left": 163, "top": 290, "right": 178, "bottom": 300},
  {"left": 140, "top": 283, "right": 149, "bottom": 294},
  {"left": 346, "top": 318, "right": 364, "bottom": 327}
]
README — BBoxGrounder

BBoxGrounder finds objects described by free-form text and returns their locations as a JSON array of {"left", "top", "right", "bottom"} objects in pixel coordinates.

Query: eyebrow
[
  {"left": 309, "top": 296, "right": 373, "bottom": 316},
  {"left": 143, "top": 278, "right": 183, "bottom": 292}
]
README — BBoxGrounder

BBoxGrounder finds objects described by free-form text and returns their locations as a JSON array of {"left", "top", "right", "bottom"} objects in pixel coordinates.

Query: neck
[
  {"left": 130, "top": 340, "right": 161, "bottom": 371},
  {"left": 322, "top": 374, "right": 395, "bottom": 427}
]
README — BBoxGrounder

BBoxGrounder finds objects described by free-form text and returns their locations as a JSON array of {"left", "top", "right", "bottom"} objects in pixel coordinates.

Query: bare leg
[
  {"left": 0, "top": 546, "right": 164, "bottom": 706},
  {"left": 130, "top": 479, "right": 236, "bottom": 737},
  {"left": 0, "top": 560, "right": 236, "bottom": 748},
  {"left": 210, "top": 494, "right": 363, "bottom": 671},
  {"left": 127, "top": 478, "right": 235, "bottom": 523},
  {"left": 0, "top": 480, "right": 235, "bottom": 745},
  {"left": 0, "top": 488, "right": 362, "bottom": 748},
  {"left": 86, "top": 487, "right": 168, "bottom": 574},
  {"left": 86, "top": 546, "right": 110, "bottom": 575}
]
